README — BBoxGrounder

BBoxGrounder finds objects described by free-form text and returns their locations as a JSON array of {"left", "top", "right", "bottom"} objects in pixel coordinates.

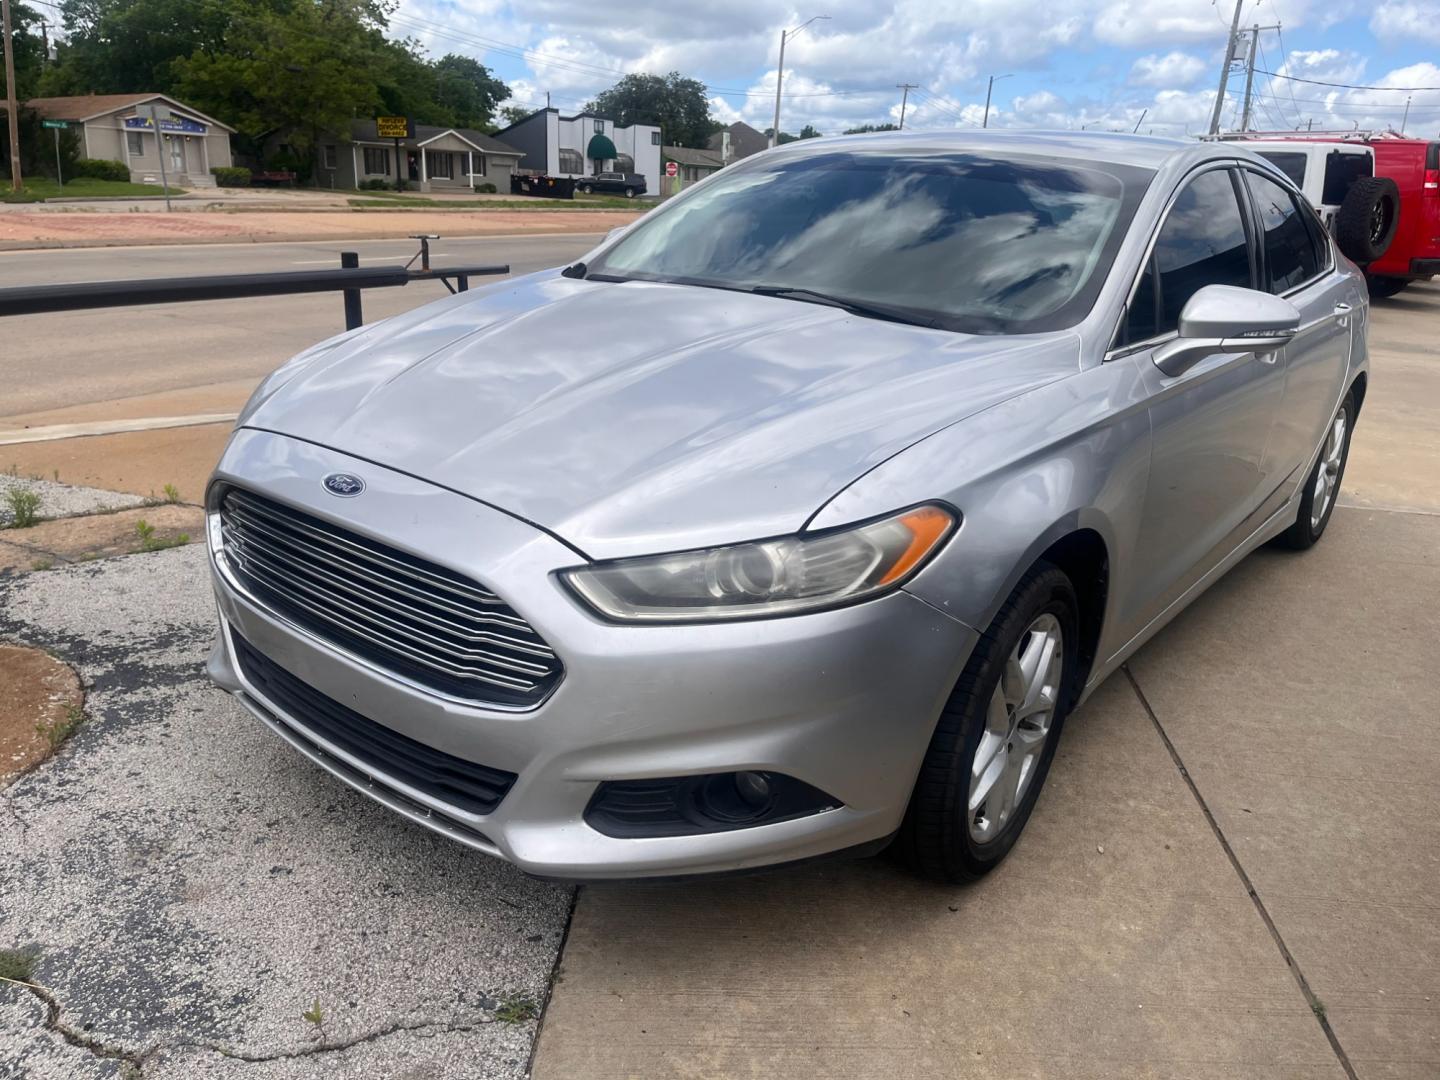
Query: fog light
[{"left": 586, "top": 771, "right": 841, "bottom": 838}]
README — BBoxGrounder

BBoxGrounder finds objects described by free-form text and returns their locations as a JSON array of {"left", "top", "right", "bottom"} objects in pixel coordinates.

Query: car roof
[{"left": 770, "top": 129, "right": 1198, "bottom": 171}]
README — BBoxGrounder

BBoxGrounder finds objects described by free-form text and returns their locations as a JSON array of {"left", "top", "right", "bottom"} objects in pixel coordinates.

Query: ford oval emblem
[{"left": 322, "top": 472, "right": 366, "bottom": 497}]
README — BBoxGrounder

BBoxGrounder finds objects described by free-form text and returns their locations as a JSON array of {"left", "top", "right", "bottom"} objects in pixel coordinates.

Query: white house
[{"left": 495, "top": 108, "right": 662, "bottom": 193}]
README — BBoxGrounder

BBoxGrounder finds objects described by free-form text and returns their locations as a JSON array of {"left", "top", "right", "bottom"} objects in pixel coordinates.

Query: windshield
[{"left": 585, "top": 149, "right": 1153, "bottom": 334}]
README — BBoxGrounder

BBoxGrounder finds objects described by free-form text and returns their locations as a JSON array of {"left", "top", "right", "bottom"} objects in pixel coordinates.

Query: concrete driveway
[{"left": 1, "top": 283, "right": 1436, "bottom": 1079}]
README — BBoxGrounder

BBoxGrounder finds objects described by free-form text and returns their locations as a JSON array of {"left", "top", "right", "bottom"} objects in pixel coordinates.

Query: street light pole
[
  {"left": 2, "top": 0, "right": 23, "bottom": 192},
  {"left": 770, "top": 14, "right": 828, "bottom": 148},
  {"left": 982, "top": 74, "right": 1011, "bottom": 129}
]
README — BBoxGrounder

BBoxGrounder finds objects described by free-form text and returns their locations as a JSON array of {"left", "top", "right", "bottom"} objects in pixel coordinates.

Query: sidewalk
[{"left": 0, "top": 208, "right": 644, "bottom": 250}]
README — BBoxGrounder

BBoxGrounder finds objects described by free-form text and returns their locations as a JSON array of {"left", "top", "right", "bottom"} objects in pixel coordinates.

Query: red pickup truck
[{"left": 1363, "top": 138, "right": 1440, "bottom": 296}]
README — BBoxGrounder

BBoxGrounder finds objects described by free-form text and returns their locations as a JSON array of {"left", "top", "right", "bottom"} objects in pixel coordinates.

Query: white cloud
[
  {"left": 1130, "top": 51, "right": 1208, "bottom": 88},
  {"left": 1370, "top": 0, "right": 1440, "bottom": 45}
]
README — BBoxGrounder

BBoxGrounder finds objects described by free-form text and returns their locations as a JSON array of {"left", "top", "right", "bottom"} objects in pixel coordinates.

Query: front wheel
[
  {"left": 1366, "top": 274, "right": 1409, "bottom": 299},
  {"left": 624, "top": 187, "right": 637, "bottom": 198},
  {"left": 894, "top": 565, "right": 1078, "bottom": 883},
  {"left": 1275, "top": 392, "right": 1354, "bottom": 550},
  {"left": 580, "top": 184, "right": 594, "bottom": 195}
]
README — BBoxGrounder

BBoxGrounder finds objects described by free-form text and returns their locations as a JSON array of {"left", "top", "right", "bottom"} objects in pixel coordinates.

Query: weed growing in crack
[
  {"left": 4, "top": 487, "right": 42, "bottom": 529},
  {"left": 302, "top": 998, "right": 327, "bottom": 1042},
  {"left": 1311, "top": 998, "right": 1327, "bottom": 1020},
  {"left": 30, "top": 558, "right": 54, "bottom": 572},
  {"left": 36, "top": 705, "right": 85, "bottom": 752},
  {"left": 162, "top": 483, "right": 182, "bottom": 504},
  {"left": 0, "top": 947, "right": 38, "bottom": 984},
  {"left": 135, "top": 520, "right": 190, "bottom": 553},
  {"left": 495, "top": 996, "right": 538, "bottom": 1024}
]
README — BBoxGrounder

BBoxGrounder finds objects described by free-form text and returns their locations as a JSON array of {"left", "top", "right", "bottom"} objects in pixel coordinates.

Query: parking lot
[{"left": 1, "top": 243, "right": 1436, "bottom": 1078}]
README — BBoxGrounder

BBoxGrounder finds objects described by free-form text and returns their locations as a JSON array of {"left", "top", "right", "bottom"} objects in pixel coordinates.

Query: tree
[
  {"left": 39, "top": 0, "right": 229, "bottom": 97},
  {"left": 498, "top": 104, "right": 534, "bottom": 128},
  {"left": 587, "top": 72, "right": 716, "bottom": 148},
  {"left": 798, "top": 124, "right": 822, "bottom": 139},
  {"left": 170, "top": 0, "right": 389, "bottom": 167},
  {"left": 763, "top": 127, "right": 800, "bottom": 144},
  {"left": 431, "top": 54, "right": 508, "bottom": 131},
  {"left": 843, "top": 123, "right": 900, "bottom": 134}
]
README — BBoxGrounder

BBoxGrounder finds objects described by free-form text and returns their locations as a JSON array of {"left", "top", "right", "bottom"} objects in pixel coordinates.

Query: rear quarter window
[{"left": 1322, "top": 151, "right": 1373, "bottom": 205}]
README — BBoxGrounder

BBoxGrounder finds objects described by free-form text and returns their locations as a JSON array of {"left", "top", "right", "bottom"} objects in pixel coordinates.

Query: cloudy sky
[{"left": 389, "top": 0, "right": 1440, "bottom": 140}]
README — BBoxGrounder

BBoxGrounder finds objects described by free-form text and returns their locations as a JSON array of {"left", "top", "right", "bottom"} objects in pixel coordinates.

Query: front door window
[{"left": 168, "top": 135, "right": 185, "bottom": 173}]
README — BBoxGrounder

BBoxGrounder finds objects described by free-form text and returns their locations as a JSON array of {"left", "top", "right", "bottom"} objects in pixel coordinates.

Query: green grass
[
  {"left": 346, "top": 194, "right": 644, "bottom": 212},
  {"left": 134, "top": 519, "right": 191, "bottom": 553},
  {"left": 36, "top": 704, "right": 85, "bottom": 752},
  {"left": 1, "top": 177, "right": 188, "bottom": 203},
  {"left": 3, "top": 487, "right": 42, "bottom": 529}
]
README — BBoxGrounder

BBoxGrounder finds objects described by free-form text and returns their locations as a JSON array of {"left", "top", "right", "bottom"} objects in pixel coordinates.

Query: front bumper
[{"left": 206, "top": 429, "right": 976, "bottom": 879}]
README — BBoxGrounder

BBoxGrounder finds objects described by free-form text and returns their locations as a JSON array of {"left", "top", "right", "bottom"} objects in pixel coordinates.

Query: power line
[{"left": 1255, "top": 69, "right": 1440, "bottom": 92}]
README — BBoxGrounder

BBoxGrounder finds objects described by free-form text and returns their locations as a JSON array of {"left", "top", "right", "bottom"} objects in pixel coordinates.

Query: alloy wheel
[
  {"left": 968, "top": 613, "right": 1064, "bottom": 843},
  {"left": 1310, "top": 408, "right": 1348, "bottom": 529}
]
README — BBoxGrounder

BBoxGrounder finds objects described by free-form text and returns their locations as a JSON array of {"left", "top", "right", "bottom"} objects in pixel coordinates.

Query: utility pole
[
  {"left": 982, "top": 73, "right": 1012, "bottom": 129},
  {"left": 770, "top": 15, "right": 828, "bottom": 148},
  {"left": 1239, "top": 24, "right": 1281, "bottom": 133},
  {"left": 1132, "top": 108, "right": 1147, "bottom": 133},
  {"left": 2, "top": 0, "right": 22, "bottom": 192},
  {"left": 896, "top": 83, "right": 917, "bottom": 130},
  {"left": 1208, "top": 0, "right": 1246, "bottom": 135},
  {"left": 1401, "top": 94, "right": 1411, "bottom": 134}
]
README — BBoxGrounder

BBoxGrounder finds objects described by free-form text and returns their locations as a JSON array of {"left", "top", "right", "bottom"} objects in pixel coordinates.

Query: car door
[
  {"left": 1240, "top": 167, "right": 1354, "bottom": 492},
  {"left": 1115, "top": 165, "right": 1289, "bottom": 638}
]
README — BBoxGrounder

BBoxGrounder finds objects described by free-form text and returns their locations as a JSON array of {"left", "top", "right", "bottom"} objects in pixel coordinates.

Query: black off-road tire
[
  {"left": 1365, "top": 274, "right": 1409, "bottom": 299},
  {"left": 1275, "top": 391, "right": 1355, "bottom": 550},
  {"left": 893, "top": 564, "right": 1079, "bottom": 883},
  {"left": 1334, "top": 177, "right": 1400, "bottom": 264}
]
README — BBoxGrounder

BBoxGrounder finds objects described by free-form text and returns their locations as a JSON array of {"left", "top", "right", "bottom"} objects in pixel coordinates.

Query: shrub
[
  {"left": 72, "top": 158, "right": 130, "bottom": 182},
  {"left": 476, "top": 182, "right": 497, "bottom": 194},
  {"left": 358, "top": 178, "right": 390, "bottom": 191},
  {"left": 210, "top": 166, "right": 250, "bottom": 187}
]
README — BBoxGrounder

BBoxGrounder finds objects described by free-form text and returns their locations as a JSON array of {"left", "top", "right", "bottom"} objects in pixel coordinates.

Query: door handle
[{"left": 1333, "top": 302, "right": 1352, "bottom": 327}]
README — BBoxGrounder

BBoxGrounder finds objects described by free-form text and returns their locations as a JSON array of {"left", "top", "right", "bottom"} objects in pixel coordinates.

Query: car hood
[{"left": 245, "top": 273, "right": 1079, "bottom": 558}]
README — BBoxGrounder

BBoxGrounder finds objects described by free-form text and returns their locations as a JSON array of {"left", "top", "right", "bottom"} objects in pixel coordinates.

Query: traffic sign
[
  {"left": 665, "top": 161, "right": 678, "bottom": 177},
  {"left": 42, "top": 120, "right": 70, "bottom": 129}
]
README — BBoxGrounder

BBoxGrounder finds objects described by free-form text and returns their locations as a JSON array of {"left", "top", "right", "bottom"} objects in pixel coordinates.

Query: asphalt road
[{"left": 0, "top": 234, "right": 602, "bottom": 419}]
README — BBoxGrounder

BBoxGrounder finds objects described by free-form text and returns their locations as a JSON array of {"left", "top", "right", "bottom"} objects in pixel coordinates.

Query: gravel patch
[
  {"left": 0, "top": 545, "right": 571, "bottom": 1078},
  {"left": 0, "top": 474, "right": 146, "bottom": 526}
]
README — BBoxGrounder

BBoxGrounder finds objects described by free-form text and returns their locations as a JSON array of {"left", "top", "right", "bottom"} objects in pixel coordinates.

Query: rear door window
[
  {"left": 1245, "top": 171, "right": 1323, "bottom": 292},
  {"left": 1258, "top": 151, "right": 1307, "bottom": 188}
]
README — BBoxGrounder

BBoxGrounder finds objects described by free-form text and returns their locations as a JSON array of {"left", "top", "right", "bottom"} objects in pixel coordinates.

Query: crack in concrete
[
  {"left": 198, "top": 1015, "right": 505, "bottom": 1064},
  {"left": 1, "top": 974, "right": 154, "bottom": 1074},
  {"left": 1122, "top": 665, "right": 1360, "bottom": 1080}
]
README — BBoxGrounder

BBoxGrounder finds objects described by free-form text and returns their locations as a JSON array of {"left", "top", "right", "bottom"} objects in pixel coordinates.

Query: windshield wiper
[{"left": 747, "top": 285, "right": 939, "bottom": 329}]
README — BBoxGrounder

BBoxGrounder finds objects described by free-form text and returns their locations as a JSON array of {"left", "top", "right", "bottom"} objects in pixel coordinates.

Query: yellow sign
[{"left": 376, "top": 116, "right": 410, "bottom": 139}]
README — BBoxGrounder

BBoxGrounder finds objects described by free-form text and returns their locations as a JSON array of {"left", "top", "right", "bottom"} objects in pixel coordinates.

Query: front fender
[{"left": 809, "top": 356, "right": 1153, "bottom": 662}]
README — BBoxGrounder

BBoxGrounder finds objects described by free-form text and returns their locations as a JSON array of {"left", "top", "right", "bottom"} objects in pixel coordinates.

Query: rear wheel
[
  {"left": 894, "top": 565, "right": 1078, "bottom": 883},
  {"left": 624, "top": 187, "right": 637, "bottom": 198},
  {"left": 1365, "top": 274, "right": 1409, "bottom": 299},
  {"left": 581, "top": 184, "right": 594, "bottom": 195},
  {"left": 1275, "top": 392, "right": 1354, "bottom": 550},
  {"left": 1334, "top": 177, "right": 1400, "bottom": 264}
]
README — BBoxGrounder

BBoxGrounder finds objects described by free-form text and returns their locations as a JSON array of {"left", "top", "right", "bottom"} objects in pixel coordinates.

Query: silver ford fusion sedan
[{"left": 206, "top": 132, "right": 1368, "bottom": 881}]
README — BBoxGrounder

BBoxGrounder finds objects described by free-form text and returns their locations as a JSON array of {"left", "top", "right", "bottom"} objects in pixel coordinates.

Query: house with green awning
[{"left": 494, "top": 108, "right": 661, "bottom": 193}]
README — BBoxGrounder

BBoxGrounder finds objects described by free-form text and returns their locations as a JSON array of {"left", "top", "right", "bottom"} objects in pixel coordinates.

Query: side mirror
[{"left": 1152, "top": 285, "right": 1300, "bottom": 377}]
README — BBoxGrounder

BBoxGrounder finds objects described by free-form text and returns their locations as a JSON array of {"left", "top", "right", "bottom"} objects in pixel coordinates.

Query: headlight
[{"left": 560, "top": 505, "right": 956, "bottom": 623}]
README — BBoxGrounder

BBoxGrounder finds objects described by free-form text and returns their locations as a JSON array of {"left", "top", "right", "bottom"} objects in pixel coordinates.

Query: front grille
[
  {"left": 231, "top": 630, "right": 517, "bottom": 816},
  {"left": 217, "top": 485, "right": 562, "bottom": 707}
]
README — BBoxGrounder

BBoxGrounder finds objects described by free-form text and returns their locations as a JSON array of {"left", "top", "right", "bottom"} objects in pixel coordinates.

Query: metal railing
[{"left": 0, "top": 241, "right": 508, "bottom": 331}]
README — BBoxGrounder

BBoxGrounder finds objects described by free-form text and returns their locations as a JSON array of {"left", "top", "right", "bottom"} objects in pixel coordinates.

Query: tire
[
  {"left": 1365, "top": 274, "right": 1409, "bottom": 299},
  {"left": 1334, "top": 177, "right": 1400, "bottom": 264},
  {"left": 894, "top": 564, "right": 1079, "bottom": 883},
  {"left": 624, "top": 187, "right": 636, "bottom": 198},
  {"left": 1275, "top": 391, "right": 1355, "bottom": 550},
  {"left": 581, "top": 184, "right": 594, "bottom": 195}
]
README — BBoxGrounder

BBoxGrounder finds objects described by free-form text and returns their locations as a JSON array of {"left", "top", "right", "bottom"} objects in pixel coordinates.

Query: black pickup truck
[{"left": 577, "top": 172, "right": 647, "bottom": 198}]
